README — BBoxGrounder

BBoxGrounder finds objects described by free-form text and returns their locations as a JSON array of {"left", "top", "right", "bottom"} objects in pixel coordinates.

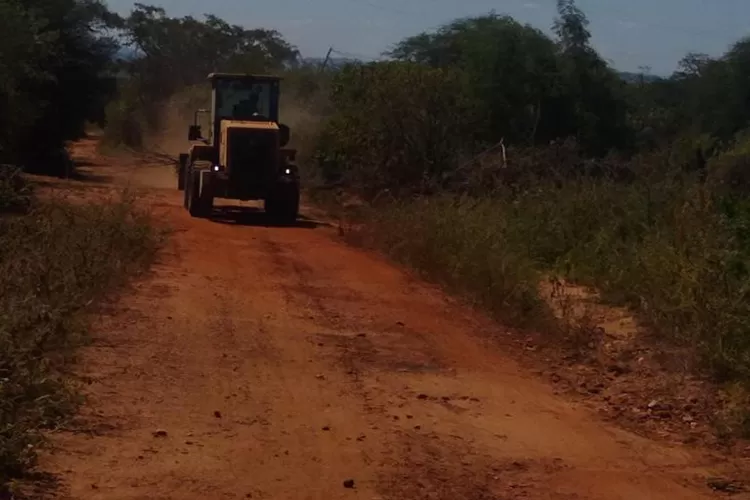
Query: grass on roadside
[
  {"left": 0, "top": 187, "right": 162, "bottom": 495},
  {"left": 343, "top": 171, "right": 750, "bottom": 427},
  {"left": 349, "top": 195, "right": 552, "bottom": 331},
  {"left": 0, "top": 166, "right": 33, "bottom": 214},
  {"left": 499, "top": 176, "right": 750, "bottom": 385}
]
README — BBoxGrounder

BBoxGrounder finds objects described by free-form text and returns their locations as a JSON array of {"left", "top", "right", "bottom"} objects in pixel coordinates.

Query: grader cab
[{"left": 177, "top": 73, "right": 299, "bottom": 222}]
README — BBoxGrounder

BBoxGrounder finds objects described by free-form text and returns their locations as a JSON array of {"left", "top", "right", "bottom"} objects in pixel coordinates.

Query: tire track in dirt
[{"left": 258, "top": 226, "right": 728, "bottom": 500}]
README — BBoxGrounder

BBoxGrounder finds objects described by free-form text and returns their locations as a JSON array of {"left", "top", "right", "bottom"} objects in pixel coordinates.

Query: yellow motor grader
[{"left": 177, "top": 73, "right": 299, "bottom": 222}]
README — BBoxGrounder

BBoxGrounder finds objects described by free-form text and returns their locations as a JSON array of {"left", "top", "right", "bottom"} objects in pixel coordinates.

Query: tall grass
[
  {"left": 505, "top": 176, "right": 750, "bottom": 382},
  {"left": 0, "top": 191, "right": 161, "bottom": 494},
  {"left": 0, "top": 166, "right": 32, "bottom": 214},
  {"left": 357, "top": 195, "right": 550, "bottom": 330},
  {"left": 353, "top": 167, "right": 750, "bottom": 384}
]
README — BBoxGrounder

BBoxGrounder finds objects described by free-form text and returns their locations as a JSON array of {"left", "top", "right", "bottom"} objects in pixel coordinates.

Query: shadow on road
[
  {"left": 70, "top": 169, "right": 116, "bottom": 184},
  {"left": 209, "top": 205, "right": 328, "bottom": 229}
]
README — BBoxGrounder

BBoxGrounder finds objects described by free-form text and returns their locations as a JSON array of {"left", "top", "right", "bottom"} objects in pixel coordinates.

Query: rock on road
[{"left": 42, "top": 140, "right": 729, "bottom": 499}]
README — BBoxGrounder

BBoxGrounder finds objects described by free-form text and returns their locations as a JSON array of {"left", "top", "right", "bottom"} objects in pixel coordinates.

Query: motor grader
[{"left": 177, "top": 73, "right": 299, "bottom": 222}]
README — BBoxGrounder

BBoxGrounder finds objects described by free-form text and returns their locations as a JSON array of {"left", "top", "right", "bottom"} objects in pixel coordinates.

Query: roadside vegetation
[
  {"left": 0, "top": 188, "right": 160, "bottom": 496},
  {"left": 313, "top": 5, "right": 748, "bottom": 345},
  {"left": 308, "top": 2, "right": 750, "bottom": 434},
  {"left": 0, "top": 0, "right": 161, "bottom": 494}
]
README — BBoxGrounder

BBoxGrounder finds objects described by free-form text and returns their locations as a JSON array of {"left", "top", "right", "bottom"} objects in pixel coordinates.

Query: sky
[{"left": 106, "top": 0, "right": 750, "bottom": 75}]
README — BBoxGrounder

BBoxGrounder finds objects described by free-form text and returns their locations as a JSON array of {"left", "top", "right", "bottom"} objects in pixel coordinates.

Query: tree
[
  {"left": 318, "top": 62, "right": 482, "bottom": 197},
  {"left": 119, "top": 3, "right": 299, "bottom": 101},
  {"left": 105, "top": 3, "right": 301, "bottom": 140},
  {"left": 553, "top": 0, "right": 634, "bottom": 155},
  {"left": 675, "top": 52, "right": 712, "bottom": 79},
  {"left": 388, "top": 13, "right": 564, "bottom": 147},
  {"left": 387, "top": 7, "right": 634, "bottom": 156},
  {"left": 664, "top": 40, "right": 750, "bottom": 144},
  {"left": 0, "top": 0, "right": 119, "bottom": 174},
  {"left": 554, "top": 0, "right": 591, "bottom": 54}
]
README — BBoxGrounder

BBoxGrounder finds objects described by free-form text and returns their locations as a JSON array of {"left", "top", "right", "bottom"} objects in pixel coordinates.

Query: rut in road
[{"left": 41, "top": 141, "right": 733, "bottom": 499}]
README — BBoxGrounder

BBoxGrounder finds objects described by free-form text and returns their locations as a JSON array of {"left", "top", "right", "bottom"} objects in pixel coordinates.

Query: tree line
[
  {"left": 3, "top": 0, "right": 750, "bottom": 190},
  {"left": 0, "top": 0, "right": 117, "bottom": 176},
  {"left": 312, "top": 0, "right": 750, "bottom": 197}
]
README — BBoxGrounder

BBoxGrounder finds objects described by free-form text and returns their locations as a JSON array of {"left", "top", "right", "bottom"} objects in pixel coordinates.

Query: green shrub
[
  {"left": 354, "top": 195, "right": 551, "bottom": 329},
  {"left": 502, "top": 175, "right": 750, "bottom": 374},
  {"left": 315, "top": 61, "right": 484, "bottom": 198},
  {"left": 349, "top": 160, "right": 750, "bottom": 385},
  {"left": 0, "top": 193, "right": 161, "bottom": 493}
]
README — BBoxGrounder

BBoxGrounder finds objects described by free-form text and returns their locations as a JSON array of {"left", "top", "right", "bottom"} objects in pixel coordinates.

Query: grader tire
[
  {"left": 184, "top": 162, "right": 215, "bottom": 219},
  {"left": 264, "top": 182, "right": 299, "bottom": 224},
  {"left": 183, "top": 166, "right": 192, "bottom": 209},
  {"left": 187, "top": 170, "right": 208, "bottom": 218},
  {"left": 177, "top": 154, "right": 188, "bottom": 191}
]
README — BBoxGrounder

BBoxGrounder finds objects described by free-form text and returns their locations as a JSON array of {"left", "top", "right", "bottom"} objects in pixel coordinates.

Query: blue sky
[{"left": 106, "top": 0, "right": 748, "bottom": 75}]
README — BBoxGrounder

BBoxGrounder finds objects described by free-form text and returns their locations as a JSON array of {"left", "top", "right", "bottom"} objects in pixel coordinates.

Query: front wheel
[{"left": 264, "top": 181, "right": 299, "bottom": 224}]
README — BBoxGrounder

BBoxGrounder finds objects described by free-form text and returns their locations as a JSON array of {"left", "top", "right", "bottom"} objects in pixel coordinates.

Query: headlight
[
  {"left": 284, "top": 168, "right": 291, "bottom": 175},
  {"left": 213, "top": 165, "right": 220, "bottom": 172}
]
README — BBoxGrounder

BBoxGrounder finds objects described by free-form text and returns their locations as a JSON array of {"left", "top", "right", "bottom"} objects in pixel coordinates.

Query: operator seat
[{"left": 232, "top": 93, "right": 261, "bottom": 120}]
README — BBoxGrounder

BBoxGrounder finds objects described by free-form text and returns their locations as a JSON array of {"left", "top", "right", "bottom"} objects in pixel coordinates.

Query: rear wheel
[
  {"left": 201, "top": 173, "right": 215, "bottom": 215},
  {"left": 177, "top": 154, "right": 188, "bottom": 190},
  {"left": 186, "top": 169, "right": 213, "bottom": 218},
  {"left": 183, "top": 164, "right": 193, "bottom": 209}
]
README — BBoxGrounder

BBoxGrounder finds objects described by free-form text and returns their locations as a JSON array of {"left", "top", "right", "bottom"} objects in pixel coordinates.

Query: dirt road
[{"left": 41, "top": 140, "right": 736, "bottom": 499}]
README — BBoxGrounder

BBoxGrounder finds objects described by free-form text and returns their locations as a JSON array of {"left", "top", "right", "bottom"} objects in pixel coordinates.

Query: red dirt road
[{"left": 41, "top": 141, "right": 739, "bottom": 499}]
